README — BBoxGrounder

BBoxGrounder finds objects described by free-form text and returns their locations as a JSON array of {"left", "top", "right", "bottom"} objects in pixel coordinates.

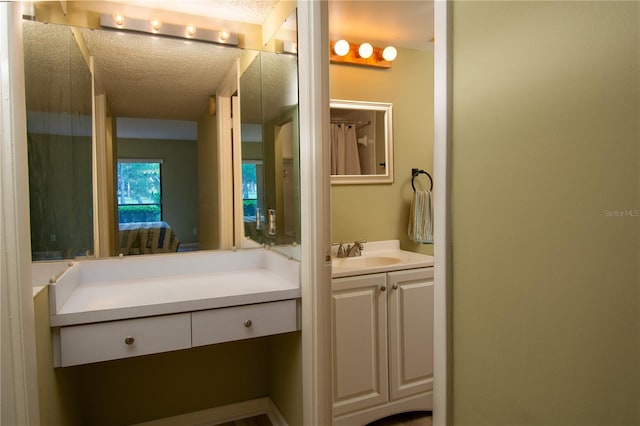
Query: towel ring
[{"left": 411, "top": 168, "right": 433, "bottom": 192}]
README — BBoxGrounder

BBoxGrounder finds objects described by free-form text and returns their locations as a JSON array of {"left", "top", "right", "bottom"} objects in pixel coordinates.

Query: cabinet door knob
[
  {"left": 392, "top": 284, "right": 398, "bottom": 290},
  {"left": 380, "top": 286, "right": 387, "bottom": 292},
  {"left": 244, "top": 319, "right": 253, "bottom": 328},
  {"left": 124, "top": 336, "right": 135, "bottom": 345}
]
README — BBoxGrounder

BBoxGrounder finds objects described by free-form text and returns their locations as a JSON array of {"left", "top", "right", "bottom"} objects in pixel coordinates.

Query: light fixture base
[{"left": 329, "top": 40, "right": 392, "bottom": 69}]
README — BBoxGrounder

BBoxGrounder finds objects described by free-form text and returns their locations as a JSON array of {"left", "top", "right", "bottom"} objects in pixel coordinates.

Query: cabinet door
[
  {"left": 387, "top": 268, "right": 434, "bottom": 401},
  {"left": 332, "top": 273, "right": 388, "bottom": 417}
]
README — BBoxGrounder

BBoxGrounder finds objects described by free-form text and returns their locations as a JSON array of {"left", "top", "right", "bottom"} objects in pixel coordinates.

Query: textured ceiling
[
  {"left": 78, "top": 27, "right": 243, "bottom": 121},
  {"left": 23, "top": 20, "right": 93, "bottom": 116},
  {"left": 106, "top": 0, "right": 280, "bottom": 25}
]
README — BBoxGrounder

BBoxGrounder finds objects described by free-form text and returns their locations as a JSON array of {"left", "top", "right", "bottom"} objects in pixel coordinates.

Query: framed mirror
[{"left": 330, "top": 99, "right": 393, "bottom": 184}]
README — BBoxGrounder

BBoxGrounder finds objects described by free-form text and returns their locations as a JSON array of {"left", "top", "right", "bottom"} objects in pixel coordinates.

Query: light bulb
[
  {"left": 186, "top": 25, "right": 196, "bottom": 38},
  {"left": 333, "top": 39, "right": 350, "bottom": 56},
  {"left": 382, "top": 46, "right": 397, "bottom": 61},
  {"left": 113, "top": 13, "right": 125, "bottom": 27},
  {"left": 151, "top": 19, "right": 162, "bottom": 33},
  {"left": 358, "top": 42, "right": 373, "bottom": 59},
  {"left": 219, "top": 31, "right": 229, "bottom": 42}
]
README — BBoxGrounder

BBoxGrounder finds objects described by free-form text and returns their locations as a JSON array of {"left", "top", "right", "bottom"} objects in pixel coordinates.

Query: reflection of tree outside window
[
  {"left": 117, "top": 160, "right": 162, "bottom": 223},
  {"left": 242, "top": 162, "right": 259, "bottom": 219}
]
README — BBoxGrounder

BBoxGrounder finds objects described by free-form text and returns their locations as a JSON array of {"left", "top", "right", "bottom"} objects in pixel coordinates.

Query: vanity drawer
[
  {"left": 59, "top": 313, "right": 191, "bottom": 367},
  {"left": 192, "top": 299, "right": 299, "bottom": 347}
]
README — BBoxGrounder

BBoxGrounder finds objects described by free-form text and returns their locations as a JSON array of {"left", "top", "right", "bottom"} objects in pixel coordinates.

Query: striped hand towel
[{"left": 408, "top": 190, "right": 433, "bottom": 243}]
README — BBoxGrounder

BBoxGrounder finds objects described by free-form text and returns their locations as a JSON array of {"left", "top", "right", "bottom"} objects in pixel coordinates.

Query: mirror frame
[{"left": 330, "top": 99, "right": 393, "bottom": 185}]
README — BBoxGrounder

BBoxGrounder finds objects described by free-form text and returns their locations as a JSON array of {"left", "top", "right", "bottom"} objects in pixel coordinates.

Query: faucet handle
[
  {"left": 354, "top": 239, "right": 367, "bottom": 250},
  {"left": 332, "top": 242, "right": 345, "bottom": 258}
]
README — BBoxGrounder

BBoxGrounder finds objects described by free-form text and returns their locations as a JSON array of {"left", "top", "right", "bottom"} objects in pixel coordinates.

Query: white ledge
[{"left": 50, "top": 249, "right": 301, "bottom": 327}]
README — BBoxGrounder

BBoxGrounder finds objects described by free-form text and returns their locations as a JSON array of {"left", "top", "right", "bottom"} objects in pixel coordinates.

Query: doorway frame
[
  {"left": 432, "top": 1, "right": 452, "bottom": 425},
  {"left": 0, "top": 1, "right": 451, "bottom": 425}
]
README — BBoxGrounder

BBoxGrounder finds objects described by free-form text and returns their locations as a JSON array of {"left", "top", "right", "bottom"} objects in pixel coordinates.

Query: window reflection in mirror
[{"left": 330, "top": 99, "right": 394, "bottom": 185}]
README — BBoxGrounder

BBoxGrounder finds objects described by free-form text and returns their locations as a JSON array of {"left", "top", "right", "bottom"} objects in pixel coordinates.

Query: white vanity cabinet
[
  {"left": 332, "top": 267, "right": 434, "bottom": 425},
  {"left": 49, "top": 250, "right": 301, "bottom": 367}
]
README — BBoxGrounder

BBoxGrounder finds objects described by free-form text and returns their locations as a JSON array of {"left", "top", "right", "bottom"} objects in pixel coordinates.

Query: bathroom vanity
[
  {"left": 331, "top": 240, "right": 434, "bottom": 425},
  {"left": 48, "top": 249, "right": 301, "bottom": 367}
]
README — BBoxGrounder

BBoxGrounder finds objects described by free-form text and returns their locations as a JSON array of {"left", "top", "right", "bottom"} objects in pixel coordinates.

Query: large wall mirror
[
  {"left": 23, "top": 20, "right": 94, "bottom": 260},
  {"left": 239, "top": 25, "right": 300, "bottom": 251},
  {"left": 330, "top": 99, "right": 393, "bottom": 185},
  {"left": 23, "top": 2, "right": 299, "bottom": 261}
]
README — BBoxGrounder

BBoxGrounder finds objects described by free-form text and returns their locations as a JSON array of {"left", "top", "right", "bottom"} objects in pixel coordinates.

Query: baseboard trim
[{"left": 131, "top": 397, "right": 288, "bottom": 426}]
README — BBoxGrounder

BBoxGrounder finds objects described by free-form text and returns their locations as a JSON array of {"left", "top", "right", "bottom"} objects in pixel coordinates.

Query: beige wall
[
  {"left": 34, "top": 288, "right": 82, "bottom": 426},
  {"left": 330, "top": 47, "right": 434, "bottom": 255},
  {"left": 451, "top": 2, "right": 640, "bottom": 425}
]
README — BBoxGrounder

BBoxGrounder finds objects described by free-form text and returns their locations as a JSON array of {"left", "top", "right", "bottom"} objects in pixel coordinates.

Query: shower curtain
[{"left": 331, "top": 123, "right": 361, "bottom": 175}]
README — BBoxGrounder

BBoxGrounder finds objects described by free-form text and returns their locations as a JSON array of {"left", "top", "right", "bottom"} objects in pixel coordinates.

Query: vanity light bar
[
  {"left": 330, "top": 40, "right": 395, "bottom": 69},
  {"left": 100, "top": 14, "right": 239, "bottom": 46}
]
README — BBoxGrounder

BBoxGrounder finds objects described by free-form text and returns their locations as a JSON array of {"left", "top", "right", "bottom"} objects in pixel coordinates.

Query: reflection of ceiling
[
  {"left": 78, "top": 28, "right": 243, "bottom": 121},
  {"left": 23, "top": 20, "right": 93, "bottom": 115}
]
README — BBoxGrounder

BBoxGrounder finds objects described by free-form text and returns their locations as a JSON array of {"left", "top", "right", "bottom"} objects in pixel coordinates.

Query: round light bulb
[
  {"left": 358, "top": 42, "right": 373, "bottom": 59},
  {"left": 151, "top": 19, "right": 162, "bottom": 33},
  {"left": 186, "top": 25, "right": 196, "bottom": 38},
  {"left": 382, "top": 46, "right": 397, "bottom": 61},
  {"left": 333, "top": 39, "right": 350, "bottom": 56},
  {"left": 113, "top": 13, "right": 125, "bottom": 27}
]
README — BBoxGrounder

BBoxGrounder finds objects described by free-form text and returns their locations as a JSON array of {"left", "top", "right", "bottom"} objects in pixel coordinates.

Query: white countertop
[
  {"left": 331, "top": 240, "right": 434, "bottom": 278},
  {"left": 50, "top": 249, "right": 301, "bottom": 327}
]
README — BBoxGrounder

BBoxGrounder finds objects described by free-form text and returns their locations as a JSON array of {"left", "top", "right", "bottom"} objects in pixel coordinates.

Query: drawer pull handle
[
  {"left": 380, "top": 286, "right": 387, "bottom": 292},
  {"left": 124, "top": 336, "right": 135, "bottom": 345},
  {"left": 244, "top": 319, "right": 253, "bottom": 328},
  {"left": 392, "top": 284, "right": 398, "bottom": 290}
]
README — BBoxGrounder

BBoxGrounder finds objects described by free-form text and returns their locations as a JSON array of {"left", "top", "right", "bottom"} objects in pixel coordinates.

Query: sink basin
[{"left": 332, "top": 256, "right": 402, "bottom": 269}]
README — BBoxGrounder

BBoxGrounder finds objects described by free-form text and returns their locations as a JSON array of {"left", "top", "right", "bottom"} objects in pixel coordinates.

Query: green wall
[
  {"left": 118, "top": 138, "right": 199, "bottom": 244},
  {"left": 451, "top": 2, "right": 640, "bottom": 425},
  {"left": 330, "top": 47, "right": 434, "bottom": 255}
]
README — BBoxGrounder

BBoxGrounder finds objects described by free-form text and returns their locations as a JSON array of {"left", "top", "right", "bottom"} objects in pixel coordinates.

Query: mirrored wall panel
[
  {"left": 239, "top": 11, "right": 300, "bottom": 251},
  {"left": 24, "top": 20, "right": 93, "bottom": 260}
]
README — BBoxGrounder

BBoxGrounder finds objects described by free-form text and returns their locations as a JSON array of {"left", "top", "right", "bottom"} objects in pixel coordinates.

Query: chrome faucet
[
  {"left": 345, "top": 240, "right": 366, "bottom": 257},
  {"left": 333, "top": 240, "right": 366, "bottom": 258}
]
